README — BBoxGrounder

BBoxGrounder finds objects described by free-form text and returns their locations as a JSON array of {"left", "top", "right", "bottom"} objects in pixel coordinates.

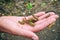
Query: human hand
[{"left": 0, "top": 12, "right": 59, "bottom": 40}]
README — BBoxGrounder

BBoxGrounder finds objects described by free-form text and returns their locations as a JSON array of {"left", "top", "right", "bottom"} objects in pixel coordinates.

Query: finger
[
  {"left": 38, "top": 12, "right": 56, "bottom": 20},
  {"left": 38, "top": 13, "right": 50, "bottom": 20},
  {"left": 36, "top": 15, "right": 58, "bottom": 24},
  {"left": 26, "top": 12, "right": 45, "bottom": 19},
  {"left": 9, "top": 25, "right": 39, "bottom": 40},
  {"left": 46, "top": 12, "right": 59, "bottom": 18},
  {"left": 35, "top": 19, "right": 46, "bottom": 24},
  {"left": 34, "top": 11, "right": 45, "bottom": 17},
  {"left": 53, "top": 15, "right": 59, "bottom": 19},
  {"left": 13, "top": 28, "right": 39, "bottom": 40},
  {"left": 47, "top": 12, "right": 55, "bottom": 16}
]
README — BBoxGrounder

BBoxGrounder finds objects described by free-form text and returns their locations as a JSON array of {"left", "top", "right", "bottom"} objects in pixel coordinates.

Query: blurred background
[{"left": 0, "top": 0, "right": 60, "bottom": 40}]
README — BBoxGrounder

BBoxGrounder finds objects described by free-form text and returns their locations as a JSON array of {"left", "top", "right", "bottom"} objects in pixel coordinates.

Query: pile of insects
[
  {"left": 18, "top": 14, "right": 38, "bottom": 26},
  {"left": 18, "top": 14, "right": 55, "bottom": 28}
]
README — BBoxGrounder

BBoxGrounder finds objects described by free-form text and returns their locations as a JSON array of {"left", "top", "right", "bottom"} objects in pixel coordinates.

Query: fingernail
[
  {"left": 32, "top": 36, "right": 39, "bottom": 40},
  {"left": 55, "top": 15, "right": 59, "bottom": 18},
  {"left": 47, "top": 12, "right": 55, "bottom": 16}
]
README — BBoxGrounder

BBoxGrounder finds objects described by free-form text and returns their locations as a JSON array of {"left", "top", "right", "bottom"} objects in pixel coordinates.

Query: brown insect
[{"left": 18, "top": 15, "right": 38, "bottom": 26}]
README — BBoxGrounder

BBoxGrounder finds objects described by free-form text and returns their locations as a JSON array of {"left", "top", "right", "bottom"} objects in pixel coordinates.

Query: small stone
[
  {"left": 23, "top": 12, "right": 26, "bottom": 15},
  {"left": 2, "top": 14, "right": 4, "bottom": 16},
  {"left": 0, "top": 13, "right": 1, "bottom": 14},
  {"left": 52, "top": 29, "right": 55, "bottom": 32}
]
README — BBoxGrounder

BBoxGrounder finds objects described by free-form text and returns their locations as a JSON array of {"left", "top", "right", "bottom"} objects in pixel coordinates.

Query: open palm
[{"left": 0, "top": 12, "right": 58, "bottom": 40}]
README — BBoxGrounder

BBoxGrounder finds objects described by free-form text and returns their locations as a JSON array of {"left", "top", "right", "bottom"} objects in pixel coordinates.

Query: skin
[{"left": 0, "top": 12, "right": 59, "bottom": 40}]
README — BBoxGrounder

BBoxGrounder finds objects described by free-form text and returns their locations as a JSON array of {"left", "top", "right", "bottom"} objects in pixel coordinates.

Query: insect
[
  {"left": 48, "top": 22, "right": 55, "bottom": 29},
  {"left": 18, "top": 15, "right": 38, "bottom": 26}
]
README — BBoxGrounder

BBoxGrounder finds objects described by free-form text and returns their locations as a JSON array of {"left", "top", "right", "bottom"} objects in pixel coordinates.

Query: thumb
[{"left": 13, "top": 28, "right": 39, "bottom": 40}]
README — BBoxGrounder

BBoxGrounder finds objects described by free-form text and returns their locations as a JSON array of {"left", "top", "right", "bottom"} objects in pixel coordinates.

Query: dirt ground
[{"left": 0, "top": 0, "right": 60, "bottom": 40}]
